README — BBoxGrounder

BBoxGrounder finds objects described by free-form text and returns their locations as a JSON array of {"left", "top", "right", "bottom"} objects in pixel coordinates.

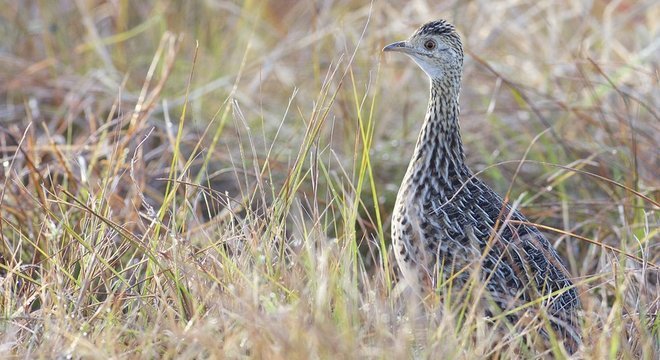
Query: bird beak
[{"left": 382, "top": 41, "right": 410, "bottom": 54}]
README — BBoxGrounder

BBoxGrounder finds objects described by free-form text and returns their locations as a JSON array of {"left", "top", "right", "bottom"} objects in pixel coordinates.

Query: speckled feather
[{"left": 389, "top": 19, "right": 581, "bottom": 352}]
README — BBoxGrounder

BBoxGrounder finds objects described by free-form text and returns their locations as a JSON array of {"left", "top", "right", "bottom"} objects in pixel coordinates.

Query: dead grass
[{"left": 0, "top": 0, "right": 658, "bottom": 358}]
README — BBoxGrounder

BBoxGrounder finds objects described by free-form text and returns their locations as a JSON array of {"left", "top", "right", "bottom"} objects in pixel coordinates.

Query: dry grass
[{"left": 1, "top": 0, "right": 658, "bottom": 358}]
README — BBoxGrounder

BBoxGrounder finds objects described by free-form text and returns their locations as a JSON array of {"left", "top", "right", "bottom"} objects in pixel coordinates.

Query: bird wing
[{"left": 424, "top": 176, "right": 579, "bottom": 315}]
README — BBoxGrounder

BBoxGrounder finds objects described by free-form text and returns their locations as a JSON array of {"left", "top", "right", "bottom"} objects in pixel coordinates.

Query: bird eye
[{"left": 424, "top": 40, "right": 436, "bottom": 50}]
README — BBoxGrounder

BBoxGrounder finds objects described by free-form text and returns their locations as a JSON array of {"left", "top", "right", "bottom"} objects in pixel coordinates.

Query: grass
[{"left": 1, "top": 0, "right": 658, "bottom": 358}]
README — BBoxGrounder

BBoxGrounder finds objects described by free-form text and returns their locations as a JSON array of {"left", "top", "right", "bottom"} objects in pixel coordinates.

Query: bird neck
[{"left": 407, "top": 78, "right": 468, "bottom": 185}]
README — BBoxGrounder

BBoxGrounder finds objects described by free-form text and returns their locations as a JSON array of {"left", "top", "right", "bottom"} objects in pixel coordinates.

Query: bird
[{"left": 383, "top": 19, "right": 581, "bottom": 353}]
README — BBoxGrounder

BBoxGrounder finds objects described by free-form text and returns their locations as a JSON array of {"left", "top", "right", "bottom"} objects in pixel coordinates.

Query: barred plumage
[{"left": 384, "top": 19, "right": 581, "bottom": 353}]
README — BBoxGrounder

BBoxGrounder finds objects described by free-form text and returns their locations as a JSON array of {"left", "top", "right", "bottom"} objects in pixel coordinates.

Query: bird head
[{"left": 383, "top": 20, "right": 463, "bottom": 81}]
